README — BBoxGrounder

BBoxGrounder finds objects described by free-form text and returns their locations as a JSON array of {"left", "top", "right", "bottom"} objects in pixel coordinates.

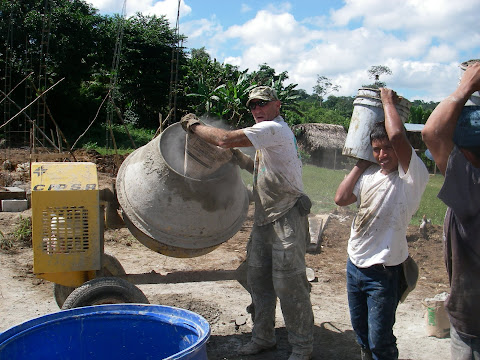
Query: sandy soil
[{"left": 0, "top": 148, "right": 451, "bottom": 360}]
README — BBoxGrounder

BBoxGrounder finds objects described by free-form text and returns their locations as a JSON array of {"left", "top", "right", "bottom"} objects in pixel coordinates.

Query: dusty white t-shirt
[
  {"left": 243, "top": 116, "right": 303, "bottom": 225},
  {"left": 348, "top": 149, "right": 429, "bottom": 267}
]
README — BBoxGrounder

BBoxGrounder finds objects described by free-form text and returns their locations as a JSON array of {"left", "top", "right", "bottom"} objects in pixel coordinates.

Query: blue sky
[{"left": 85, "top": 0, "right": 480, "bottom": 102}]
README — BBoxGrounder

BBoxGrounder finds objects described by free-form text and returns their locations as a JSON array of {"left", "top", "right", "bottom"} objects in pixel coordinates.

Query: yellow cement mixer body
[
  {"left": 31, "top": 162, "right": 102, "bottom": 287},
  {"left": 30, "top": 125, "right": 249, "bottom": 291}
]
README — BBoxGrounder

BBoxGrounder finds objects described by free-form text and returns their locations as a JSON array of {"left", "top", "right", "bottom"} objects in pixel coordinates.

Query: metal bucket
[
  {"left": 116, "top": 123, "right": 249, "bottom": 258},
  {"left": 460, "top": 59, "right": 480, "bottom": 106},
  {"left": 0, "top": 304, "right": 210, "bottom": 360},
  {"left": 342, "top": 88, "right": 411, "bottom": 162},
  {"left": 453, "top": 106, "right": 480, "bottom": 147}
]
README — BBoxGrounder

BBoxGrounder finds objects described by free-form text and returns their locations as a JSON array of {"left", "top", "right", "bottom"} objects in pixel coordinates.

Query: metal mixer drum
[{"left": 116, "top": 123, "right": 250, "bottom": 258}]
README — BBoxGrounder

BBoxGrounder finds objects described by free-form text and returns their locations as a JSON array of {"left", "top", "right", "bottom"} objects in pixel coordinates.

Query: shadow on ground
[{"left": 206, "top": 323, "right": 360, "bottom": 360}]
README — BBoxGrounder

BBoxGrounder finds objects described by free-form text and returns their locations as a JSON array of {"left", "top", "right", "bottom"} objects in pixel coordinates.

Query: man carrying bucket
[
  {"left": 335, "top": 88, "right": 429, "bottom": 360},
  {"left": 180, "top": 86, "right": 314, "bottom": 360},
  {"left": 422, "top": 61, "right": 480, "bottom": 360}
]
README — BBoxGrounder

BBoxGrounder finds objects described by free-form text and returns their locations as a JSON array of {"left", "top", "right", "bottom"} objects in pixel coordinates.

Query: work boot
[
  {"left": 288, "top": 352, "right": 312, "bottom": 360},
  {"left": 237, "top": 341, "right": 276, "bottom": 355}
]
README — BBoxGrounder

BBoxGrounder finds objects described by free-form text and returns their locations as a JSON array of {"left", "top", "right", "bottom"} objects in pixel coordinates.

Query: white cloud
[
  {"left": 86, "top": 0, "right": 191, "bottom": 25},
  {"left": 240, "top": 4, "right": 252, "bottom": 13},
  {"left": 87, "top": 0, "right": 480, "bottom": 101},
  {"left": 424, "top": 45, "right": 458, "bottom": 63},
  {"left": 86, "top": 0, "right": 122, "bottom": 13}
]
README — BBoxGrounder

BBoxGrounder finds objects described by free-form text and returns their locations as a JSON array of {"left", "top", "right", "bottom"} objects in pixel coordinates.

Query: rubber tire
[
  {"left": 54, "top": 253, "right": 127, "bottom": 308},
  {"left": 61, "top": 277, "right": 149, "bottom": 310},
  {"left": 97, "top": 252, "right": 126, "bottom": 277}
]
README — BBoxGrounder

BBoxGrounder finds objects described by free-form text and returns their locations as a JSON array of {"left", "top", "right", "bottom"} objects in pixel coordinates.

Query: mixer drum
[{"left": 116, "top": 123, "right": 250, "bottom": 258}]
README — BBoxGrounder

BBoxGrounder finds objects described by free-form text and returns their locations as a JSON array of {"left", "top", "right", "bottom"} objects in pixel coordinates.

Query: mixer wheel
[
  {"left": 61, "top": 277, "right": 149, "bottom": 310},
  {"left": 53, "top": 253, "right": 127, "bottom": 308}
]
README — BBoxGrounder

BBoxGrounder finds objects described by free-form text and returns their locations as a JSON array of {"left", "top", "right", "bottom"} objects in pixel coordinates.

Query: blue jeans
[
  {"left": 346, "top": 258, "right": 402, "bottom": 360},
  {"left": 451, "top": 325, "right": 480, "bottom": 360}
]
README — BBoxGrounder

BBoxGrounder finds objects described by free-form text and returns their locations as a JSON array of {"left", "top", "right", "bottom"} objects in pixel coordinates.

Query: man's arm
[
  {"left": 191, "top": 124, "right": 252, "bottom": 148},
  {"left": 335, "top": 159, "right": 372, "bottom": 206},
  {"left": 380, "top": 88, "right": 412, "bottom": 173},
  {"left": 180, "top": 113, "right": 255, "bottom": 172},
  {"left": 180, "top": 113, "right": 253, "bottom": 148},
  {"left": 422, "top": 62, "right": 480, "bottom": 175}
]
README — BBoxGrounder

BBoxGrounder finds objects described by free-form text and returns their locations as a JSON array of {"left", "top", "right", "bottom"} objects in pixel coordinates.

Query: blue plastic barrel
[{"left": 0, "top": 304, "right": 210, "bottom": 360}]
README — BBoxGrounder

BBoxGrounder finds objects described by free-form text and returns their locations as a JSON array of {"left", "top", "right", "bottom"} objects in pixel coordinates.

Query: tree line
[{"left": 0, "top": 0, "right": 437, "bottom": 149}]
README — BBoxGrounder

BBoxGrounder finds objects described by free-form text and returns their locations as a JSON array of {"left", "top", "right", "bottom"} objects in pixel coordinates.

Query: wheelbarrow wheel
[
  {"left": 54, "top": 252, "right": 127, "bottom": 308},
  {"left": 61, "top": 277, "right": 149, "bottom": 310}
]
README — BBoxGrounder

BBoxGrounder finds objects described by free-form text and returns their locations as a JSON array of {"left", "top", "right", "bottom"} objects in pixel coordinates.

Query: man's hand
[
  {"left": 380, "top": 88, "right": 400, "bottom": 105},
  {"left": 231, "top": 148, "right": 254, "bottom": 173},
  {"left": 459, "top": 61, "right": 480, "bottom": 96},
  {"left": 356, "top": 159, "right": 374, "bottom": 171},
  {"left": 180, "top": 113, "right": 203, "bottom": 132}
]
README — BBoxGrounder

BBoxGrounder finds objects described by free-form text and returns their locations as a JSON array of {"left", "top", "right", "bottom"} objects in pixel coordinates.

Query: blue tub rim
[{"left": 0, "top": 303, "right": 211, "bottom": 360}]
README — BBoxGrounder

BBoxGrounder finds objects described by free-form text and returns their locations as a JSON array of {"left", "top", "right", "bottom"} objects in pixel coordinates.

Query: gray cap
[{"left": 246, "top": 86, "right": 279, "bottom": 106}]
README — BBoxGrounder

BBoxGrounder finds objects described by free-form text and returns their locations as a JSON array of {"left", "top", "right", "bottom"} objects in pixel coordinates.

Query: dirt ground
[{"left": 0, "top": 148, "right": 451, "bottom": 359}]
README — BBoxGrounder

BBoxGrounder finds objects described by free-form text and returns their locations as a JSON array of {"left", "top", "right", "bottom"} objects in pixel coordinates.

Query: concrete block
[
  {"left": 307, "top": 214, "right": 330, "bottom": 254},
  {"left": 0, "top": 187, "right": 26, "bottom": 201},
  {"left": 2, "top": 199, "right": 29, "bottom": 212}
]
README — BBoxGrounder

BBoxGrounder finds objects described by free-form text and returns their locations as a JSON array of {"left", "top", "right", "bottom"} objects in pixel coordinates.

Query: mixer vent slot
[{"left": 41, "top": 207, "right": 90, "bottom": 254}]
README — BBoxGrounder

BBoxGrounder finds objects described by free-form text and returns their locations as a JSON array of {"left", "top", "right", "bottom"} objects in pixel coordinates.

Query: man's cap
[
  {"left": 453, "top": 106, "right": 480, "bottom": 148},
  {"left": 246, "top": 86, "right": 279, "bottom": 106}
]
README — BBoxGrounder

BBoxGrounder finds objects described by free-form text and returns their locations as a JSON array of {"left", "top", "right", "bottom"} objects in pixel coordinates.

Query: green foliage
[
  {"left": 313, "top": 75, "right": 340, "bottom": 104},
  {"left": 408, "top": 100, "right": 438, "bottom": 124},
  {"left": 0, "top": 2, "right": 440, "bottom": 153},
  {"left": 209, "top": 71, "right": 256, "bottom": 128},
  {"left": 0, "top": 1, "right": 185, "bottom": 141},
  {"left": 77, "top": 123, "right": 155, "bottom": 151},
  {"left": 411, "top": 174, "right": 447, "bottom": 226},
  {"left": 408, "top": 105, "right": 433, "bottom": 124},
  {"left": 12, "top": 216, "right": 32, "bottom": 246},
  {"left": 364, "top": 65, "right": 392, "bottom": 88},
  {"left": 285, "top": 99, "right": 351, "bottom": 128}
]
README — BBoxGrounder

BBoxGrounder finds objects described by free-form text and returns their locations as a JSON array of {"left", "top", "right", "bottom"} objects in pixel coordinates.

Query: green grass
[
  {"left": 302, "top": 164, "right": 351, "bottom": 214},
  {"left": 412, "top": 174, "right": 447, "bottom": 226},
  {"left": 241, "top": 165, "right": 447, "bottom": 226},
  {"left": 77, "top": 124, "right": 155, "bottom": 154}
]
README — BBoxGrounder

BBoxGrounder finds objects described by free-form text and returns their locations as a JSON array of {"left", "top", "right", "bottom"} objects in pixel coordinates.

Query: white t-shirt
[
  {"left": 348, "top": 149, "right": 429, "bottom": 267},
  {"left": 243, "top": 116, "right": 303, "bottom": 225}
]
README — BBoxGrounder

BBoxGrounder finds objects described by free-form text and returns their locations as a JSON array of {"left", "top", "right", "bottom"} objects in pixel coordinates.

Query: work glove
[
  {"left": 180, "top": 113, "right": 203, "bottom": 132},
  {"left": 231, "top": 149, "right": 254, "bottom": 173}
]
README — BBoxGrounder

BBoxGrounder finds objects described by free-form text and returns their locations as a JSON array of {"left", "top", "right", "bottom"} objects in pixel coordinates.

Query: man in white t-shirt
[
  {"left": 335, "top": 88, "right": 429, "bottom": 360},
  {"left": 180, "top": 86, "right": 314, "bottom": 360}
]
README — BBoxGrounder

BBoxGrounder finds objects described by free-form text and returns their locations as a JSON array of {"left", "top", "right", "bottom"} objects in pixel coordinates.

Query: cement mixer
[
  {"left": 116, "top": 123, "right": 249, "bottom": 258},
  {"left": 30, "top": 123, "right": 250, "bottom": 309}
]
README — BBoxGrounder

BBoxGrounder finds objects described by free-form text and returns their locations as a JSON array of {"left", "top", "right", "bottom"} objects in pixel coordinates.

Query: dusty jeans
[
  {"left": 246, "top": 205, "right": 314, "bottom": 356},
  {"left": 451, "top": 325, "right": 480, "bottom": 360}
]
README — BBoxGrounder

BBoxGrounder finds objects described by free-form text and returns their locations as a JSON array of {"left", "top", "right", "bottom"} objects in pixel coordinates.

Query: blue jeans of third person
[{"left": 346, "top": 258, "right": 402, "bottom": 360}]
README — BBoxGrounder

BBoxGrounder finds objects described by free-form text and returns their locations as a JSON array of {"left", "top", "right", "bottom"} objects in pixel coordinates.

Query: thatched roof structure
[
  {"left": 293, "top": 123, "right": 346, "bottom": 151},
  {"left": 293, "top": 123, "right": 353, "bottom": 169}
]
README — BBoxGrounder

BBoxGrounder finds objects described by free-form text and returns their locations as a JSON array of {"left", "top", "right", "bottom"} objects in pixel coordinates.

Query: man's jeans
[
  {"left": 246, "top": 205, "right": 314, "bottom": 356},
  {"left": 451, "top": 325, "right": 480, "bottom": 360},
  {"left": 346, "top": 258, "right": 402, "bottom": 360}
]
